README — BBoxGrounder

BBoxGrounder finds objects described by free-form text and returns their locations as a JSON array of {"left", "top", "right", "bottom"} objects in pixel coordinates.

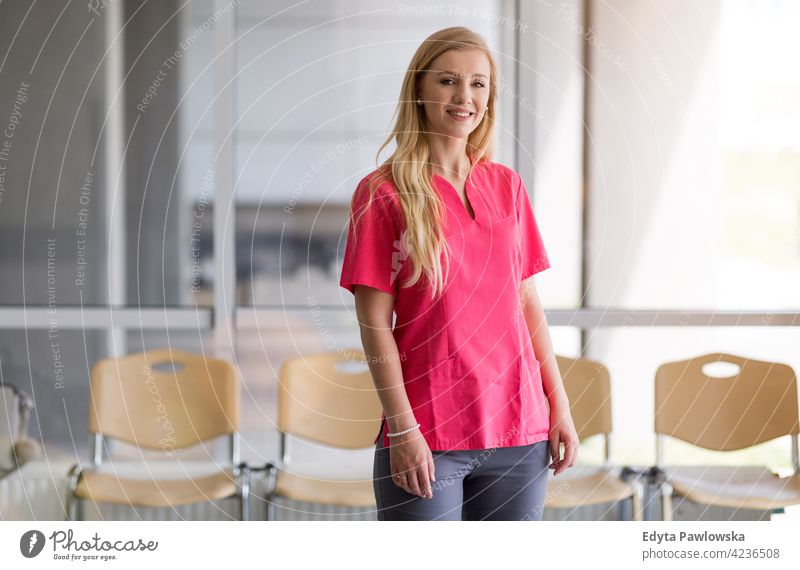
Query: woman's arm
[
  {"left": 519, "top": 276, "right": 568, "bottom": 410},
  {"left": 519, "top": 276, "right": 578, "bottom": 475},
  {"left": 353, "top": 285, "right": 417, "bottom": 435},
  {"left": 354, "top": 284, "right": 435, "bottom": 498}
]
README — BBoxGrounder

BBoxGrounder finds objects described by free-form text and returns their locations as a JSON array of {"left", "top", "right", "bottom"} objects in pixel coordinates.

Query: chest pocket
[{"left": 490, "top": 213, "right": 515, "bottom": 226}]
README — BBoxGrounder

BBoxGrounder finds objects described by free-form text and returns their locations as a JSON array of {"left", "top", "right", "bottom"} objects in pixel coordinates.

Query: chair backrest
[
  {"left": 654, "top": 352, "right": 799, "bottom": 451},
  {"left": 278, "top": 350, "right": 383, "bottom": 449},
  {"left": 88, "top": 349, "right": 240, "bottom": 453},
  {"left": 556, "top": 355, "right": 613, "bottom": 441}
]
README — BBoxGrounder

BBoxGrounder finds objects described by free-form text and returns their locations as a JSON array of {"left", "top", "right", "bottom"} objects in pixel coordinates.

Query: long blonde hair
[{"left": 351, "top": 26, "right": 499, "bottom": 301}]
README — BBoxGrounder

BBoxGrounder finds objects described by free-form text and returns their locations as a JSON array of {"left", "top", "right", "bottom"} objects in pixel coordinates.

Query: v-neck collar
[{"left": 433, "top": 161, "right": 480, "bottom": 223}]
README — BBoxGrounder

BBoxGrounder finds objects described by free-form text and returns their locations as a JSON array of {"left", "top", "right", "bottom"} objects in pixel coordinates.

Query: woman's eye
[{"left": 441, "top": 78, "right": 485, "bottom": 88}]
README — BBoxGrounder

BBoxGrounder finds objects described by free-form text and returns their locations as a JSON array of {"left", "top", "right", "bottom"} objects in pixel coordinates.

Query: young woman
[{"left": 339, "top": 26, "right": 579, "bottom": 521}]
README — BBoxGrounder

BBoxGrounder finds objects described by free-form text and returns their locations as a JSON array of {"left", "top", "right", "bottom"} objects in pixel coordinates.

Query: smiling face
[{"left": 416, "top": 48, "right": 491, "bottom": 141}]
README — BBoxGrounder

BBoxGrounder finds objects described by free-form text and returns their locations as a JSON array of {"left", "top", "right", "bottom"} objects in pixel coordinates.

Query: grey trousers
[{"left": 373, "top": 430, "right": 551, "bottom": 521}]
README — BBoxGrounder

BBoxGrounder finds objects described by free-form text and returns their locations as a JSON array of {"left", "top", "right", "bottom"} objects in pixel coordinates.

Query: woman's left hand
[{"left": 548, "top": 401, "right": 579, "bottom": 476}]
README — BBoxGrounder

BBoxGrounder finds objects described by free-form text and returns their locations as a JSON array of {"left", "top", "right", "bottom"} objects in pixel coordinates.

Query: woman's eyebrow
[{"left": 435, "top": 70, "right": 489, "bottom": 79}]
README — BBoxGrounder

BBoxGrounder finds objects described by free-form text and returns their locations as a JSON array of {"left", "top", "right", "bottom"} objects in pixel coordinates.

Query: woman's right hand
[{"left": 388, "top": 431, "right": 436, "bottom": 499}]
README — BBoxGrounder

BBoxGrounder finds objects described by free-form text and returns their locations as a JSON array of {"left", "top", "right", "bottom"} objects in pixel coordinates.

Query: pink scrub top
[{"left": 339, "top": 160, "right": 552, "bottom": 451}]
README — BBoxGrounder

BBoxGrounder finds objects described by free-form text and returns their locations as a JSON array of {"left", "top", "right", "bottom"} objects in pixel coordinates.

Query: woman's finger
[
  {"left": 556, "top": 441, "right": 569, "bottom": 475},
  {"left": 406, "top": 465, "right": 423, "bottom": 497},
  {"left": 563, "top": 439, "right": 577, "bottom": 469},
  {"left": 423, "top": 461, "right": 435, "bottom": 498},
  {"left": 549, "top": 436, "right": 561, "bottom": 469},
  {"left": 552, "top": 440, "right": 565, "bottom": 474},
  {"left": 416, "top": 465, "right": 432, "bottom": 499},
  {"left": 549, "top": 436, "right": 560, "bottom": 464},
  {"left": 392, "top": 466, "right": 410, "bottom": 493}
]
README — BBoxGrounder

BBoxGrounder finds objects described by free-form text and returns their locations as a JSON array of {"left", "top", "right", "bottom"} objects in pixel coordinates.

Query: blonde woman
[{"left": 340, "top": 26, "right": 579, "bottom": 521}]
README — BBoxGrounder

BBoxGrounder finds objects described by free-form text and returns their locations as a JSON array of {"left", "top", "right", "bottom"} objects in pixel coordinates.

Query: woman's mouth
[{"left": 447, "top": 110, "right": 474, "bottom": 122}]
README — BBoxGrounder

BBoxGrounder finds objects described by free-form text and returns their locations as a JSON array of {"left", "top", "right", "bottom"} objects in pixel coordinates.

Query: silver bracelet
[{"left": 386, "top": 422, "right": 420, "bottom": 438}]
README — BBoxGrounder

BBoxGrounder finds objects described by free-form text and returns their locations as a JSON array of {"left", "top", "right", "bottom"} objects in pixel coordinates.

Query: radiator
[
  {"left": 0, "top": 461, "right": 377, "bottom": 521},
  {"left": 269, "top": 498, "right": 376, "bottom": 521},
  {"left": 0, "top": 462, "right": 776, "bottom": 521},
  {"left": 544, "top": 465, "right": 774, "bottom": 521}
]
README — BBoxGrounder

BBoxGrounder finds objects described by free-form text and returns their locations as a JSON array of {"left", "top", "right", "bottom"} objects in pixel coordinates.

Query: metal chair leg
[
  {"left": 65, "top": 463, "right": 84, "bottom": 521},
  {"left": 617, "top": 466, "right": 645, "bottom": 521},
  {"left": 240, "top": 464, "right": 251, "bottom": 521},
  {"left": 661, "top": 481, "right": 673, "bottom": 521},
  {"left": 646, "top": 466, "right": 673, "bottom": 522},
  {"left": 65, "top": 496, "right": 74, "bottom": 522},
  {"left": 241, "top": 493, "right": 249, "bottom": 521},
  {"left": 632, "top": 480, "right": 644, "bottom": 521},
  {"left": 264, "top": 462, "right": 278, "bottom": 521}
]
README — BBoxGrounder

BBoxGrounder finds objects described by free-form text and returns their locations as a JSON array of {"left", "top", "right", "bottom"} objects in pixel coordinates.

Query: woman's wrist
[
  {"left": 386, "top": 422, "right": 420, "bottom": 438},
  {"left": 548, "top": 391, "right": 570, "bottom": 413},
  {"left": 386, "top": 411, "right": 417, "bottom": 434}
]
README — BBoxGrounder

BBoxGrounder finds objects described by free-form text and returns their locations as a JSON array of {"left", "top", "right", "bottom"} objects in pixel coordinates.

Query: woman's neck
[{"left": 428, "top": 136, "right": 471, "bottom": 179}]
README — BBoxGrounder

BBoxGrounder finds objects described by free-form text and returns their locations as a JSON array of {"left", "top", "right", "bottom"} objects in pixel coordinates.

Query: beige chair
[
  {"left": 0, "top": 380, "right": 41, "bottom": 478},
  {"left": 263, "top": 350, "right": 383, "bottom": 520},
  {"left": 544, "top": 355, "right": 644, "bottom": 520},
  {"left": 65, "top": 349, "right": 250, "bottom": 520},
  {"left": 654, "top": 352, "right": 800, "bottom": 521}
]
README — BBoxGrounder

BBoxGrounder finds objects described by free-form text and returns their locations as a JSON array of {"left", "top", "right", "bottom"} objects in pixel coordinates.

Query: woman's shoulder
[
  {"left": 350, "top": 167, "right": 401, "bottom": 217},
  {"left": 355, "top": 166, "right": 399, "bottom": 197},
  {"left": 479, "top": 161, "right": 522, "bottom": 202},
  {"left": 475, "top": 159, "right": 520, "bottom": 188}
]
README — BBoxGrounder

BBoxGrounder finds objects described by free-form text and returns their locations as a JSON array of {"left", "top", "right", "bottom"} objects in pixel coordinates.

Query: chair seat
[
  {"left": 75, "top": 468, "right": 240, "bottom": 508},
  {"left": 667, "top": 470, "right": 800, "bottom": 510},
  {"left": 273, "top": 469, "right": 376, "bottom": 507},
  {"left": 545, "top": 467, "right": 637, "bottom": 508}
]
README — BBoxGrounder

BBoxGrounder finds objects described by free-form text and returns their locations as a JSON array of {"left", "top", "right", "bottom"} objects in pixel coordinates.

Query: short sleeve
[
  {"left": 515, "top": 173, "right": 551, "bottom": 279},
  {"left": 339, "top": 177, "right": 402, "bottom": 296}
]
